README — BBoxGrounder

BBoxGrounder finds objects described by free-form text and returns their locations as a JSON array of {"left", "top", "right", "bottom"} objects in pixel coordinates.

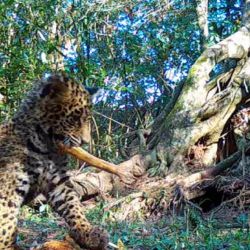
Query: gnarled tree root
[{"left": 64, "top": 145, "right": 249, "bottom": 220}]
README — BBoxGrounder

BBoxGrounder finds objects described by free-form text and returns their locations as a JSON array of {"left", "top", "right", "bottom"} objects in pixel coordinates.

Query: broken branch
[{"left": 58, "top": 144, "right": 136, "bottom": 184}]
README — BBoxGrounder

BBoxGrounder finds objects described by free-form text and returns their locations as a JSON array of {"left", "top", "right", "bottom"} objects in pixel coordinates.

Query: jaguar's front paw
[{"left": 72, "top": 227, "right": 109, "bottom": 250}]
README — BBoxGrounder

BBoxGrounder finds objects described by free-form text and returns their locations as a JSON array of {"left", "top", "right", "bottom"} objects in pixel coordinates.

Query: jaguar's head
[{"left": 36, "top": 74, "right": 97, "bottom": 147}]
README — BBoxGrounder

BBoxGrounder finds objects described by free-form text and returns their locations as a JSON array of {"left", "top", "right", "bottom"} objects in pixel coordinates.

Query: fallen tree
[{"left": 56, "top": 140, "right": 249, "bottom": 218}]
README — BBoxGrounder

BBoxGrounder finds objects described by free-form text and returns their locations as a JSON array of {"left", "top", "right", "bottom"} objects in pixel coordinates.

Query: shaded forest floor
[{"left": 18, "top": 200, "right": 250, "bottom": 250}]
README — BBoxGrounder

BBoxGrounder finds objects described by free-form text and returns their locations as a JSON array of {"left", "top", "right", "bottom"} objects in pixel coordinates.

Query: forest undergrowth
[{"left": 18, "top": 198, "right": 250, "bottom": 250}]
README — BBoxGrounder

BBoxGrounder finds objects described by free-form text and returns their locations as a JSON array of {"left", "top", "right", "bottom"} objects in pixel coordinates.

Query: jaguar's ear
[
  {"left": 40, "top": 83, "right": 53, "bottom": 98},
  {"left": 85, "top": 87, "right": 101, "bottom": 103},
  {"left": 85, "top": 87, "right": 99, "bottom": 96},
  {"left": 40, "top": 75, "right": 69, "bottom": 99}
]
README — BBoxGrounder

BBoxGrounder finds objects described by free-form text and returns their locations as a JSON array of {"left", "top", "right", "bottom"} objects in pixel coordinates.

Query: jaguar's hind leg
[{"left": 0, "top": 172, "right": 29, "bottom": 250}]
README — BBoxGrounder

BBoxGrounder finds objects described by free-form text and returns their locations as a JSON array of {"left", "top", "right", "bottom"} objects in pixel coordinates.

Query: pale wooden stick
[{"left": 58, "top": 144, "right": 122, "bottom": 178}]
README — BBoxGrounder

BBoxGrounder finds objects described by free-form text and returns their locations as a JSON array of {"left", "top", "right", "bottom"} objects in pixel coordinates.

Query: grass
[
  {"left": 86, "top": 203, "right": 250, "bottom": 250},
  {"left": 18, "top": 203, "right": 250, "bottom": 250}
]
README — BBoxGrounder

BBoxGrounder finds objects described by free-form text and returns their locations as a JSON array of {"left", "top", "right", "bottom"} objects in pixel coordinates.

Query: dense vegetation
[
  {"left": 1, "top": 0, "right": 250, "bottom": 249},
  {"left": 0, "top": 0, "right": 243, "bottom": 146}
]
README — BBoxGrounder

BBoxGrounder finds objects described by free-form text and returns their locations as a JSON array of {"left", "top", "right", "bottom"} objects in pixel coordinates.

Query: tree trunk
[{"left": 146, "top": 2, "right": 250, "bottom": 176}]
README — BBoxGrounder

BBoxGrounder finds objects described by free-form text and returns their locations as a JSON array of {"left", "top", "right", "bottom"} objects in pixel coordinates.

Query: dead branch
[
  {"left": 180, "top": 143, "right": 250, "bottom": 189},
  {"left": 59, "top": 144, "right": 120, "bottom": 175},
  {"left": 58, "top": 143, "right": 137, "bottom": 184}
]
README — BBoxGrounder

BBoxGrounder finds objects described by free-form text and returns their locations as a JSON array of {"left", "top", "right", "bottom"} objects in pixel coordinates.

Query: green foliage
[
  {"left": 0, "top": 0, "right": 244, "bottom": 155},
  {"left": 19, "top": 204, "right": 249, "bottom": 249},
  {"left": 86, "top": 204, "right": 250, "bottom": 249}
]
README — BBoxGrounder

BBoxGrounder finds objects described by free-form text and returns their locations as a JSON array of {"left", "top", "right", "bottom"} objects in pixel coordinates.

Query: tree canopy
[
  {"left": 0, "top": 0, "right": 245, "bottom": 158},
  {"left": 0, "top": 0, "right": 243, "bottom": 115}
]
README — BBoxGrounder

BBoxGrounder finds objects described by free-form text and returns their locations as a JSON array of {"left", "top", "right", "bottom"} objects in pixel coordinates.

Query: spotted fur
[{"left": 0, "top": 74, "right": 108, "bottom": 250}]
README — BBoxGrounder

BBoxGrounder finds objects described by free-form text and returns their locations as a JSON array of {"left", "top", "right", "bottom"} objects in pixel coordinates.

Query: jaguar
[{"left": 0, "top": 74, "right": 109, "bottom": 250}]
